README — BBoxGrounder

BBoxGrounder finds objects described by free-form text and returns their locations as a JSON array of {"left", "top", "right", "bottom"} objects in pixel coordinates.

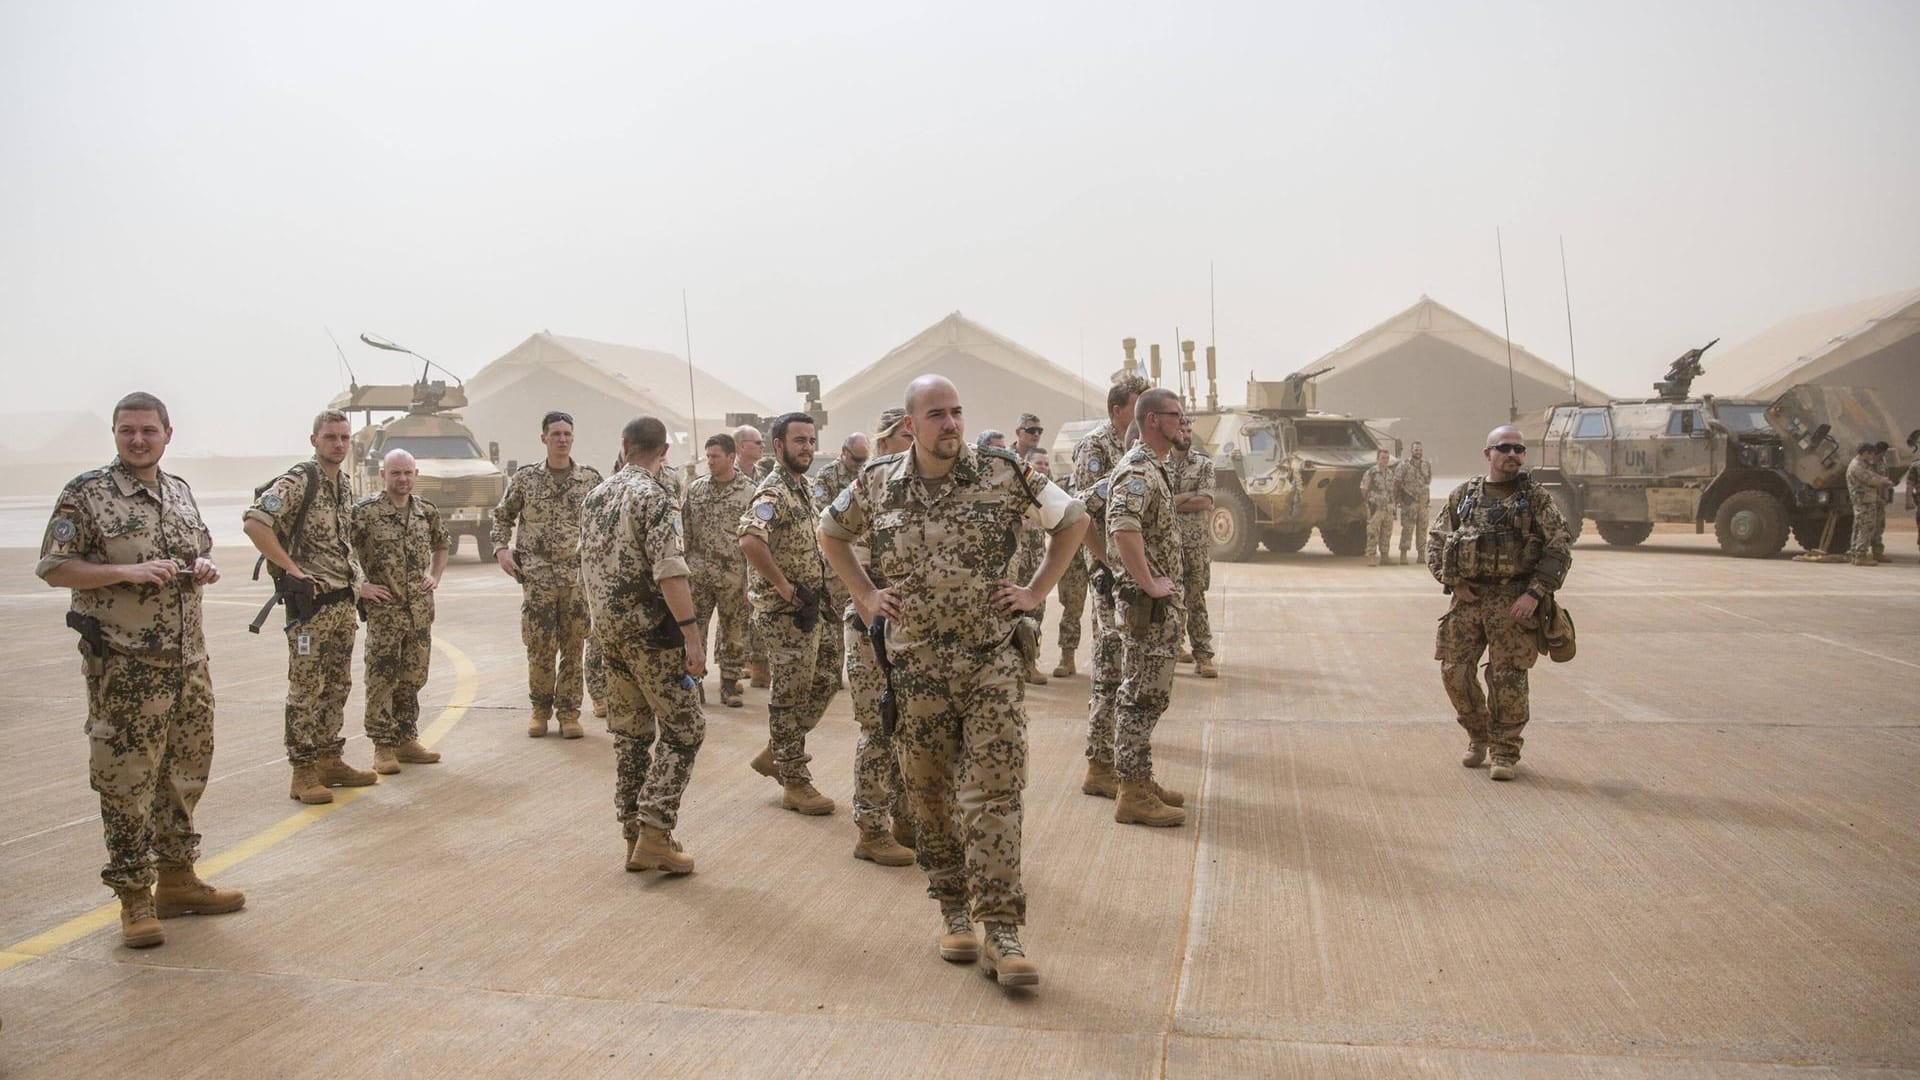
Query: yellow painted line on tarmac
[{"left": 0, "top": 635, "right": 477, "bottom": 976}]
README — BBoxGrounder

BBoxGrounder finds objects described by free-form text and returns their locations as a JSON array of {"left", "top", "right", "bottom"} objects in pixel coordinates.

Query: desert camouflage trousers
[
  {"left": 1084, "top": 581, "right": 1123, "bottom": 764},
  {"left": 363, "top": 606, "right": 431, "bottom": 747},
  {"left": 893, "top": 643, "right": 1028, "bottom": 924},
  {"left": 285, "top": 600, "right": 357, "bottom": 765},
  {"left": 1399, "top": 501, "right": 1431, "bottom": 556},
  {"left": 691, "top": 576, "right": 751, "bottom": 680},
  {"left": 1849, "top": 501, "right": 1886, "bottom": 558},
  {"left": 1115, "top": 591, "right": 1182, "bottom": 783},
  {"left": 584, "top": 633, "right": 606, "bottom": 711},
  {"left": 521, "top": 579, "right": 589, "bottom": 720},
  {"left": 754, "top": 610, "right": 841, "bottom": 786},
  {"left": 85, "top": 654, "right": 215, "bottom": 891},
  {"left": 1435, "top": 582, "right": 1540, "bottom": 765},
  {"left": 843, "top": 614, "right": 912, "bottom": 833},
  {"left": 1366, "top": 505, "right": 1396, "bottom": 558},
  {"left": 1054, "top": 555, "right": 1088, "bottom": 652},
  {"left": 1176, "top": 549, "right": 1213, "bottom": 661},
  {"left": 602, "top": 635, "right": 706, "bottom": 835}
]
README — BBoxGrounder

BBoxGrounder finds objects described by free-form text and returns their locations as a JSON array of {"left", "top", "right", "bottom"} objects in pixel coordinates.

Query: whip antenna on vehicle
[
  {"left": 326, "top": 326, "right": 358, "bottom": 389},
  {"left": 1560, "top": 236, "right": 1580, "bottom": 405},
  {"left": 1496, "top": 228, "right": 1518, "bottom": 422},
  {"left": 359, "top": 333, "right": 464, "bottom": 387},
  {"left": 682, "top": 289, "right": 699, "bottom": 469}
]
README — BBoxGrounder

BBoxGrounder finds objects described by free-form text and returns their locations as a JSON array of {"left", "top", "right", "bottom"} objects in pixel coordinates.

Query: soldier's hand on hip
[
  {"left": 123, "top": 559, "right": 179, "bottom": 586},
  {"left": 1454, "top": 582, "right": 1479, "bottom": 604},
  {"left": 990, "top": 580, "right": 1041, "bottom": 614},
  {"left": 855, "top": 586, "right": 900, "bottom": 624},
  {"left": 495, "top": 548, "right": 521, "bottom": 579},
  {"left": 1508, "top": 592, "right": 1539, "bottom": 622},
  {"left": 1144, "top": 574, "right": 1175, "bottom": 599},
  {"left": 191, "top": 558, "right": 220, "bottom": 585},
  {"left": 361, "top": 583, "right": 394, "bottom": 603}
]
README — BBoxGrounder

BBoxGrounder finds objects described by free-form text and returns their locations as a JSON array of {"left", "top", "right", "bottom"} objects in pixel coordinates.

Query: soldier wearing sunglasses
[{"left": 1427, "top": 425, "right": 1572, "bottom": 781}]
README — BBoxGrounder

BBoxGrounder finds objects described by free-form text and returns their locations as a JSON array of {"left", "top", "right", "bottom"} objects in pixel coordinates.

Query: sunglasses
[
  {"left": 1488, "top": 443, "right": 1527, "bottom": 455},
  {"left": 1019, "top": 426, "right": 1044, "bottom": 436}
]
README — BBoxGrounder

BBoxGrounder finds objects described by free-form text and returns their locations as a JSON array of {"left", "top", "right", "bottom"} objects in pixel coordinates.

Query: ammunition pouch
[
  {"left": 1115, "top": 584, "right": 1171, "bottom": 638},
  {"left": 869, "top": 615, "right": 898, "bottom": 738},
  {"left": 1450, "top": 526, "right": 1527, "bottom": 582},
  {"left": 1012, "top": 617, "right": 1040, "bottom": 663}
]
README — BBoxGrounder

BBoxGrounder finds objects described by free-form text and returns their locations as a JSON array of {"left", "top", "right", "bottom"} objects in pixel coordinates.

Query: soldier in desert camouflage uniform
[
  {"left": 1362, "top": 449, "right": 1397, "bottom": 566},
  {"left": 738, "top": 412, "right": 838, "bottom": 816},
  {"left": 821, "top": 375, "right": 1088, "bottom": 988},
  {"left": 1074, "top": 375, "right": 1151, "bottom": 800},
  {"left": 38, "top": 392, "right": 245, "bottom": 948},
  {"left": 1396, "top": 441, "right": 1433, "bottom": 565},
  {"left": 350, "top": 448, "right": 449, "bottom": 774},
  {"left": 733, "top": 424, "right": 773, "bottom": 687},
  {"left": 589, "top": 449, "right": 685, "bottom": 711},
  {"left": 1845, "top": 442, "right": 1894, "bottom": 566},
  {"left": 1097, "top": 388, "right": 1190, "bottom": 828},
  {"left": 1012, "top": 446, "right": 1053, "bottom": 685},
  {"left": 581, "top": 416, "right": 708, "bottom": 874},
  {"left": 1166, "top": 439, "right": 1217, "bottom": 677},
  {"left": 1428, "top": 425, "right": 1573, "bottom": 780},
  {"left": 808, "top": 432, "right": 870, "bottom": 690},
  {"left": 245, "top": 409, "right": 377, "bottom": 803},
  {"left": 491, "top": 411, "right": 602, "bottom": 739},
  {"left": 683, "top": 433, "right": 755, "bottom": 707}
]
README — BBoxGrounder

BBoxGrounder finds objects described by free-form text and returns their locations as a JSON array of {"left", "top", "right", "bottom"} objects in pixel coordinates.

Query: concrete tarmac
[{"left": 1, "top": 533, "right": 1916, "bottom": 1078}]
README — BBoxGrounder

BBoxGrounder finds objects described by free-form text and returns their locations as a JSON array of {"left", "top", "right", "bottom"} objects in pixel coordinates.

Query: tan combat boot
[
  {"left": 288, "top": 764, "right": 333, "bottom": 804},
  {"left": 115, "top": 887, "right": 164, "bottom": 949},
  {"left": 371, "top": 745, "right": 401, "bottom": 775},
  {"left": 154, "top": 864, "right": 246, "bottom": 918},
  {"left": 621, "top": 827, "right": 639, "bottom": 868},
  {"left": 1462, "top": 742, "right": 1488, "bottom": 768},
  {"left": 1025, "top": 661, "right": 1049, "bottom": 686},
  {"left": 558, "top": 712, "right": 585, "bottom": 739},
  {"left": 1115, "top": 780, "right": 1186, "bottom": 827},
  {"left": 528, "top": 706, "right": 551, "bottom": 737},
  {"left": 749, "top": 659, "right": 770, "bottom": 688},
  {"left": 1368, "top": 553, "right": 1381, "bottom": 566},
  {"left": 1853, "top": 555, "right": 1876, "bottom": 567},
  {"left": 1178, "top": 647, "right": 1194, "bottom": 664},
  {"left": 854, "top": 827, "right": 915, "bottom": 866},
  {"left": 592, "top": 699, "right": 607, "bottom": 718},
  {"left": 395, "top": 739, "right": 441, "bottom": 764},
  {"left": 628, "top": 825, "right": 694, "bottom": 874},
  {"left": 981, "top": 923, "right": 1039, "bottom": 987},
  {"left": 1052, "top": 651, "right": 1075, "bottom": 679},
  {"left": 1489, "top": 762, "right": 1518, "bottom": 781},
  {"left": 1400, "top": 552, "right": 1409, "bottom": 565},
  {"left": 1147, "top": 777, "right": 1186, "bottom": 808},
  {"left": 1195, "top": 657, "right": 1219, "bottom": 679},
  {"left": 1081, "top": 759, "right": 1118, "bottom": 799},
  {"left": 782, "top": 783, "right": 835, "bottom": 816},
  {"left": 749, "top": 745, "right": 778, "bottom": 781},
  {"left": 938, "top": 906, "right": 978, "bottom": 963},
  {"left": 720, "top": 678, "right": 744, "bottom": 708},
  {"left": 315, "top": 756, "right": 377, "bottom": 788},
  {"left": 1874, "top": 552, "right": 1892, "bottom": 564}
]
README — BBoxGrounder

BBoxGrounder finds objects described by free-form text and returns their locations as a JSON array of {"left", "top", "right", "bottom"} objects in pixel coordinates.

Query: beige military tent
[
  {"left": 1694, "top": 288, "right": 1920, "bottom": 434},
  {"left": 463, "top": 332, "right": 774, "bottom": 470},
  {"left": 1288, "top": 296, "right": 1609, "bottom": 473},
  {"left": 823, "top": 312, "right": 1105, "bottom": 443}
]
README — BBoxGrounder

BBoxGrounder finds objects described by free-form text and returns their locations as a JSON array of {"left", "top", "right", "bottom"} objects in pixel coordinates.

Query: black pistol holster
[{"left": 869, "top": 614, "right": 899, "bottom": 739}]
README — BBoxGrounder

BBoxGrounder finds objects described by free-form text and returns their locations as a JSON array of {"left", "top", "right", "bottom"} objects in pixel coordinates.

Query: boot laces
[
  {"left": 942, "top": 909, "right": 972, "bottom": 937},
  {"left": 986, "top": 924, "right": 1024, "bottom": 957}
]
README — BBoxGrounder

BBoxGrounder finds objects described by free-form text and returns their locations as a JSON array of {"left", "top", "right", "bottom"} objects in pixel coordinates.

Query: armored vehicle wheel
[
  {"left": 1791, "top": 512, "right": 1852, "bottom": 552},
  {"left": 1209, "top": 488, "right": 1258, "bottom": 562},
  {"left": 1260, "top": 528, "right": 1312, "bottom": 553},
  {"left": 1713, "top": 490, "right": 1788, "bottom": 558},
  {"left": 1321, "top": 520, "right": 1368, "bottom": 556},
  {"left": 1596, "top": 521, "right": 1654, "bottom": 547},
  {"left": 475, "top": 535, "right": 495, "bottom": 561},
  {"left": 447, "top": 534, "right": 461, "bottom": 556}
]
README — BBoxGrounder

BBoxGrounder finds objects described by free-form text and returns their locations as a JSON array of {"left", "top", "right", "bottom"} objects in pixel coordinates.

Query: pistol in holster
[
  {"left": 789, "top": 582, "right": 821, "bottom": 634},
  {"left": 1092, "top": 563, "right": 1114, "bottom": 598},
  {"left": 281, "top": 575, "right": 320, "bottom": 630},
  {"left": 66, "top": 610, "right": 109, "bottom": 679},
  {"left": 869, "top": 614, "right": 899, "bottom": 739},
  {"left": 1012, "top": 616, "right": 1040, "bottom": 663}
]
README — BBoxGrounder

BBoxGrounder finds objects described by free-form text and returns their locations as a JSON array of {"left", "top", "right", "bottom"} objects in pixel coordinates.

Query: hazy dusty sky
[{"left": 4, "top": 0, "right": 1917, "bottom": 455}]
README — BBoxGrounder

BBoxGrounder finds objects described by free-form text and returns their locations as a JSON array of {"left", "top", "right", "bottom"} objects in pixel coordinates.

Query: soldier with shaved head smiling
[{"left": 351, "top": 447, "right": 451, "bottom": 775}]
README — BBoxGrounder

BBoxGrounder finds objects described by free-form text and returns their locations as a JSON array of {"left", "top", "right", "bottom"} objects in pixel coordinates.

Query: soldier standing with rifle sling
[
  {"left": 1074, "top": 375, "right": 1151, "bottom": 800},
  {"left": 39, "top": 392, "right": 245, "bottom": 948},
  {"left": 245, "top": 409, "right": 378, "bottom": 803},
  {"left": 821, "top": 375, "right": 1088, "bottom": 988}
]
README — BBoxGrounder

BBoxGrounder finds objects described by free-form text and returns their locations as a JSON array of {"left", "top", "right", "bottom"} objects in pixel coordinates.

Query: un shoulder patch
[
  {"left": 1087, "top": 457, "right": 1102, "bottom": 475},
  {"left": 832, "top": 486, "right": 853, "bottom": 513},
  {"left": 1128, "top": 477, "right": 1148, "bottom": 495},
  {"left": 671, "top": 513, "right": 684, "bottom": 536},
  {"left": 51, "top": 518, "right": 78, "bottom": 543},
  {"left": 754, "top": 502, "right": 776, "bottom": 522},
  {"left": 1095, "top": 479, "right": 1109, "bottom": 499},
  {"left": 261, "top": 492, "right": 285, "bottom": 513}
]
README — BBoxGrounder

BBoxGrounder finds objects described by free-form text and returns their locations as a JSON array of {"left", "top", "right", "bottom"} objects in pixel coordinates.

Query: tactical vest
[{"left": 1449, "top": 476, "right": 1547, "bottom": 582}]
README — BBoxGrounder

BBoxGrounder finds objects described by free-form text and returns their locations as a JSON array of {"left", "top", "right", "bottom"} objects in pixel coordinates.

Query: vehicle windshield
[
  {"left": 1714, "top": 404, "right": 1774, "bottom": 434},
  {"left": 378, "top": 435, "right": 482, "bottom": 460},
  {"left": 1243, "top": 425, "right": 1278, "bottom": 457},
  {"left": 1294, "top": 422, "right": 1370, "bottom": 449}
]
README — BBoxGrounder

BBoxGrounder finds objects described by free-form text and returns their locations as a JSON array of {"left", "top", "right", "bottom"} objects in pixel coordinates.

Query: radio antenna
[
  {"left": 1560, "top": 235, "right": 1580, "bottom": 405},
  {"left": 1496, "top": 228, "right": 1518, "bottom": 422}
]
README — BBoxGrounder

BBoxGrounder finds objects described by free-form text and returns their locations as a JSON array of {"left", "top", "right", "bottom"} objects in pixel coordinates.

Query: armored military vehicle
[
  {"left": 1530, "top": 341, "right": 1907, "bottom": 558},
  {"left": 332, "top": 336, "right": 509, "bottom": 560}
]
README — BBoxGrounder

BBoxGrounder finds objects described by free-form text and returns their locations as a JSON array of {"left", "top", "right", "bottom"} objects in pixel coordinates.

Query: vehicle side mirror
[{"left": 488, "top": 441, "right": 500, "bottom": 464}]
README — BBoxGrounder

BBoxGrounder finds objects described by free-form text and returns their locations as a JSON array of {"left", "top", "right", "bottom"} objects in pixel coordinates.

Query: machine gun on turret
[{"left": 1653, "top": 338, "right": 1718, "bottom": 400}]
